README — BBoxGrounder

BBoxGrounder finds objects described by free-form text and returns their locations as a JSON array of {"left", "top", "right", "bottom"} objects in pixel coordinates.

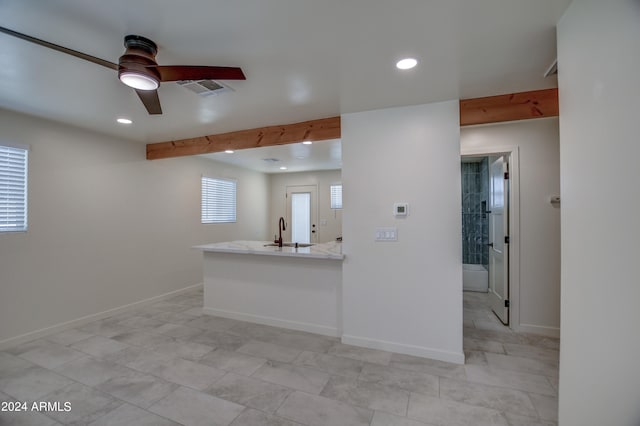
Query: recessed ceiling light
[
  {"left": 396, "top": 58, "right": 418, "bottom": 70},
  {"left": 280, "top": 166, "right": 287, "bottom": 170},
  {"left": 224, "top": 150, "right": 234, "bottom": 154},
  {"left": 302, "top": 141, "right": 313, "bottom": 145},
  {"left": 116, "top": 118, "right": 133, "bottom": 124}
]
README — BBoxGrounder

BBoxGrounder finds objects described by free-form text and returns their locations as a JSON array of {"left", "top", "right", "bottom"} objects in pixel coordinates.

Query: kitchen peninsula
[{"left": 194, "top": 240, "right": 344, "bottom": 337}]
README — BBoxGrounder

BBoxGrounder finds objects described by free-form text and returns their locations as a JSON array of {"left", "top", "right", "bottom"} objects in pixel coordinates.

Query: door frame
[
  {"left": 285, "top": 184, "right": 319, "bottom": 243},
  {"left": 461, "top": 146, "right": 520, "bottom": 332}
]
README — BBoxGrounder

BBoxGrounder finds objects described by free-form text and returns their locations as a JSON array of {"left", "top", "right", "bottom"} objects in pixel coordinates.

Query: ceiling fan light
[{"left": 119, "top": 71, "right": 159, "bottom": 91}]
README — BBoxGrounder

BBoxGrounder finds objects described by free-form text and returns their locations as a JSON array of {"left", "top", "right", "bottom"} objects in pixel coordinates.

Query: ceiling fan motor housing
[{"left": 118, "top": 35, "right": 161, "bottom": 84}]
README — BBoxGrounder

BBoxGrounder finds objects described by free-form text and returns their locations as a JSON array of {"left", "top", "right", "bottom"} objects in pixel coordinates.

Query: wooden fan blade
[
  {"left": 0, "top": 26, "right": 118, "bottom": 70},
  {"left": 155, "top": 65, "right": 245, "bottom": 82},
  {"left": 135, "top": 89, "right": 162, "bottom": 115}
]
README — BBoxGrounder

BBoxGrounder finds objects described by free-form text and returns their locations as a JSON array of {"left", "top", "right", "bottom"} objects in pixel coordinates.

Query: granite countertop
[{"left": 193, "top": 240, "right": 344, "bottom": 260}]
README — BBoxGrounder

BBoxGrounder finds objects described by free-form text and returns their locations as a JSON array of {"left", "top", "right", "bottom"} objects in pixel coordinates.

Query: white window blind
[
  {"left": 201, "top": 176, "right": 236, "bottom": 223},
  {"left": 330, "top": 184, "right": 342, "bottom": 209},
  {"left": 0, "top": 144, "right": 28, "bottom": 232}
]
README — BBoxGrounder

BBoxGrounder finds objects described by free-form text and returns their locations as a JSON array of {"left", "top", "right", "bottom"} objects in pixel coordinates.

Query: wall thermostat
[{"left": 394, "top": 203, "right": 409, "bottom": 217}]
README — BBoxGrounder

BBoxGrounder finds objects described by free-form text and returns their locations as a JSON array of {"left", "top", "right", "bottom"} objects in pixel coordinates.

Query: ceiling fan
[{"left": 0, "top": 26, "right": 246, "bottom": 115}]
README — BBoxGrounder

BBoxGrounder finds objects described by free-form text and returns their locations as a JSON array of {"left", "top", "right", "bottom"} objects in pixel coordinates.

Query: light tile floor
[{"left": 0, "top": 289, "right": 558, "bottom": 425}]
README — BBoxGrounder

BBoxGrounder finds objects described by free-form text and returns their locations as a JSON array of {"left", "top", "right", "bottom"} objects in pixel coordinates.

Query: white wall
[
  {"left": 0, "top": 109, "right": 269, "bottom": 345},
  {"left": 558, "top": 1, "right": 640, "bottom": 424},
  {"left": 268, "top": 170, "right": 342, "bottom": 243},
  {"left": 461, "top": 118, "right": 561, "bottom": 335},
  {"left": 341, "top": 100, "right": 463, "bottom": 363}
]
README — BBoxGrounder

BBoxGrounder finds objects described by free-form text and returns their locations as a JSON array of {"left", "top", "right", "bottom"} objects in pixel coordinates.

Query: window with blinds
[
  {"left": 0, "top": 144, "right": 28, "bottom": 232},
  {"left": 330, "top": 184, "right": 342, "bottom": 209},
  {"left": 201, "top": 176, "right": 236, "bottom": 223}
]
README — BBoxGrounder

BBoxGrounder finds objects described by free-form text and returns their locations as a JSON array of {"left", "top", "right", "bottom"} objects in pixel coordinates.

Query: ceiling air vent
[
  {"left": 177, "top": 79, "right": 234, "bottom": 97},
  {"left": 262, "top": 158, "right": 280, "bottom": 163}
]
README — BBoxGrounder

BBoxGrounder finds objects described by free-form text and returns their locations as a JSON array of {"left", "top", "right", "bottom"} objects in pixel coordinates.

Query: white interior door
[
  {"left": 286, "top": 185, "right": 318, "bottom": 243},
  {"left": 488, "top": 155, "right": 509, "bottom": 325}
]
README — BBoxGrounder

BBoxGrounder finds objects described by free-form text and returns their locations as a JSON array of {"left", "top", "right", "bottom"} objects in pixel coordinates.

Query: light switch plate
[{"left": 375, "top": 227, "right": 398, "bottom": 241}]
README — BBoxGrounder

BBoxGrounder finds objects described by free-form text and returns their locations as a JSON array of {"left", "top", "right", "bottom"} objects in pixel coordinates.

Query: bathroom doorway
[
  {"left": 461, "top": 148, "right": 519, "bottom": 328},
  {"left": 461, "top": 156, "right": 491, "bottom": 293}
]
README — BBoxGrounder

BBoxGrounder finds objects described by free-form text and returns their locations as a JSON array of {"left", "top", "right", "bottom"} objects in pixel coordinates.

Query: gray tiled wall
[{"left": 461, "top": 158, "right": 489, "bottom": 266}]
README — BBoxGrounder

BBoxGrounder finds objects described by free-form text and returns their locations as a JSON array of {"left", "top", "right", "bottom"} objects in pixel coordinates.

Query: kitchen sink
[{"left": 264, "top": 243, "right": 314, "bottom": 248}]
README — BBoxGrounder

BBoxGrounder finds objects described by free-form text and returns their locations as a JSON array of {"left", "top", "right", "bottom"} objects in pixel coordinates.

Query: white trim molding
[
  {"left": 342, "top": 334, "right": 465, "bottom": 365},
  {"left": 518, "top": 324, "right": 560, "bottom": 338},
  {"left": 0, "top": 283, "right": 203, "bottom": 351},
  {"left": 202, "top": 307, "right": 339, "bottom": 338}
]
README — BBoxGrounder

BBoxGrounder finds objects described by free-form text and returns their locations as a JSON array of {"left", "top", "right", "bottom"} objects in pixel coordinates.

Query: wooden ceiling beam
[
  {"left": 459, "top": 88, "right": 559, "bottom": 126},
  {"left": 146, "top": 116, "right": 341, "bottom": 160},
  {"left": 146, "top": 89, "right": 559, "bottom": 160}
]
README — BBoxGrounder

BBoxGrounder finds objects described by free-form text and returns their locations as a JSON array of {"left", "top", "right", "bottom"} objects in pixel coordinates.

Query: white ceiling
[
  {"left": 203, "top": 139, "right": 341, "bottom": 173},
  {"left": 0, "top": 0, "right": 570, "bottom": 144}
]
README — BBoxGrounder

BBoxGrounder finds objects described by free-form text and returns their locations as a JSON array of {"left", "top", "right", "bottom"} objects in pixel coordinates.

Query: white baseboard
[
  {"left": 515, "top": 323, "right": 560, "bottom": 338},
  {"left": 0, "top": 283, "right": 203, "bottom": 351},
  {"left": 341, "top": 334, "right": 465, "bottom": 365},
  {"left": 202, "top": 307, "right": 340, "bottom": 338}
]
